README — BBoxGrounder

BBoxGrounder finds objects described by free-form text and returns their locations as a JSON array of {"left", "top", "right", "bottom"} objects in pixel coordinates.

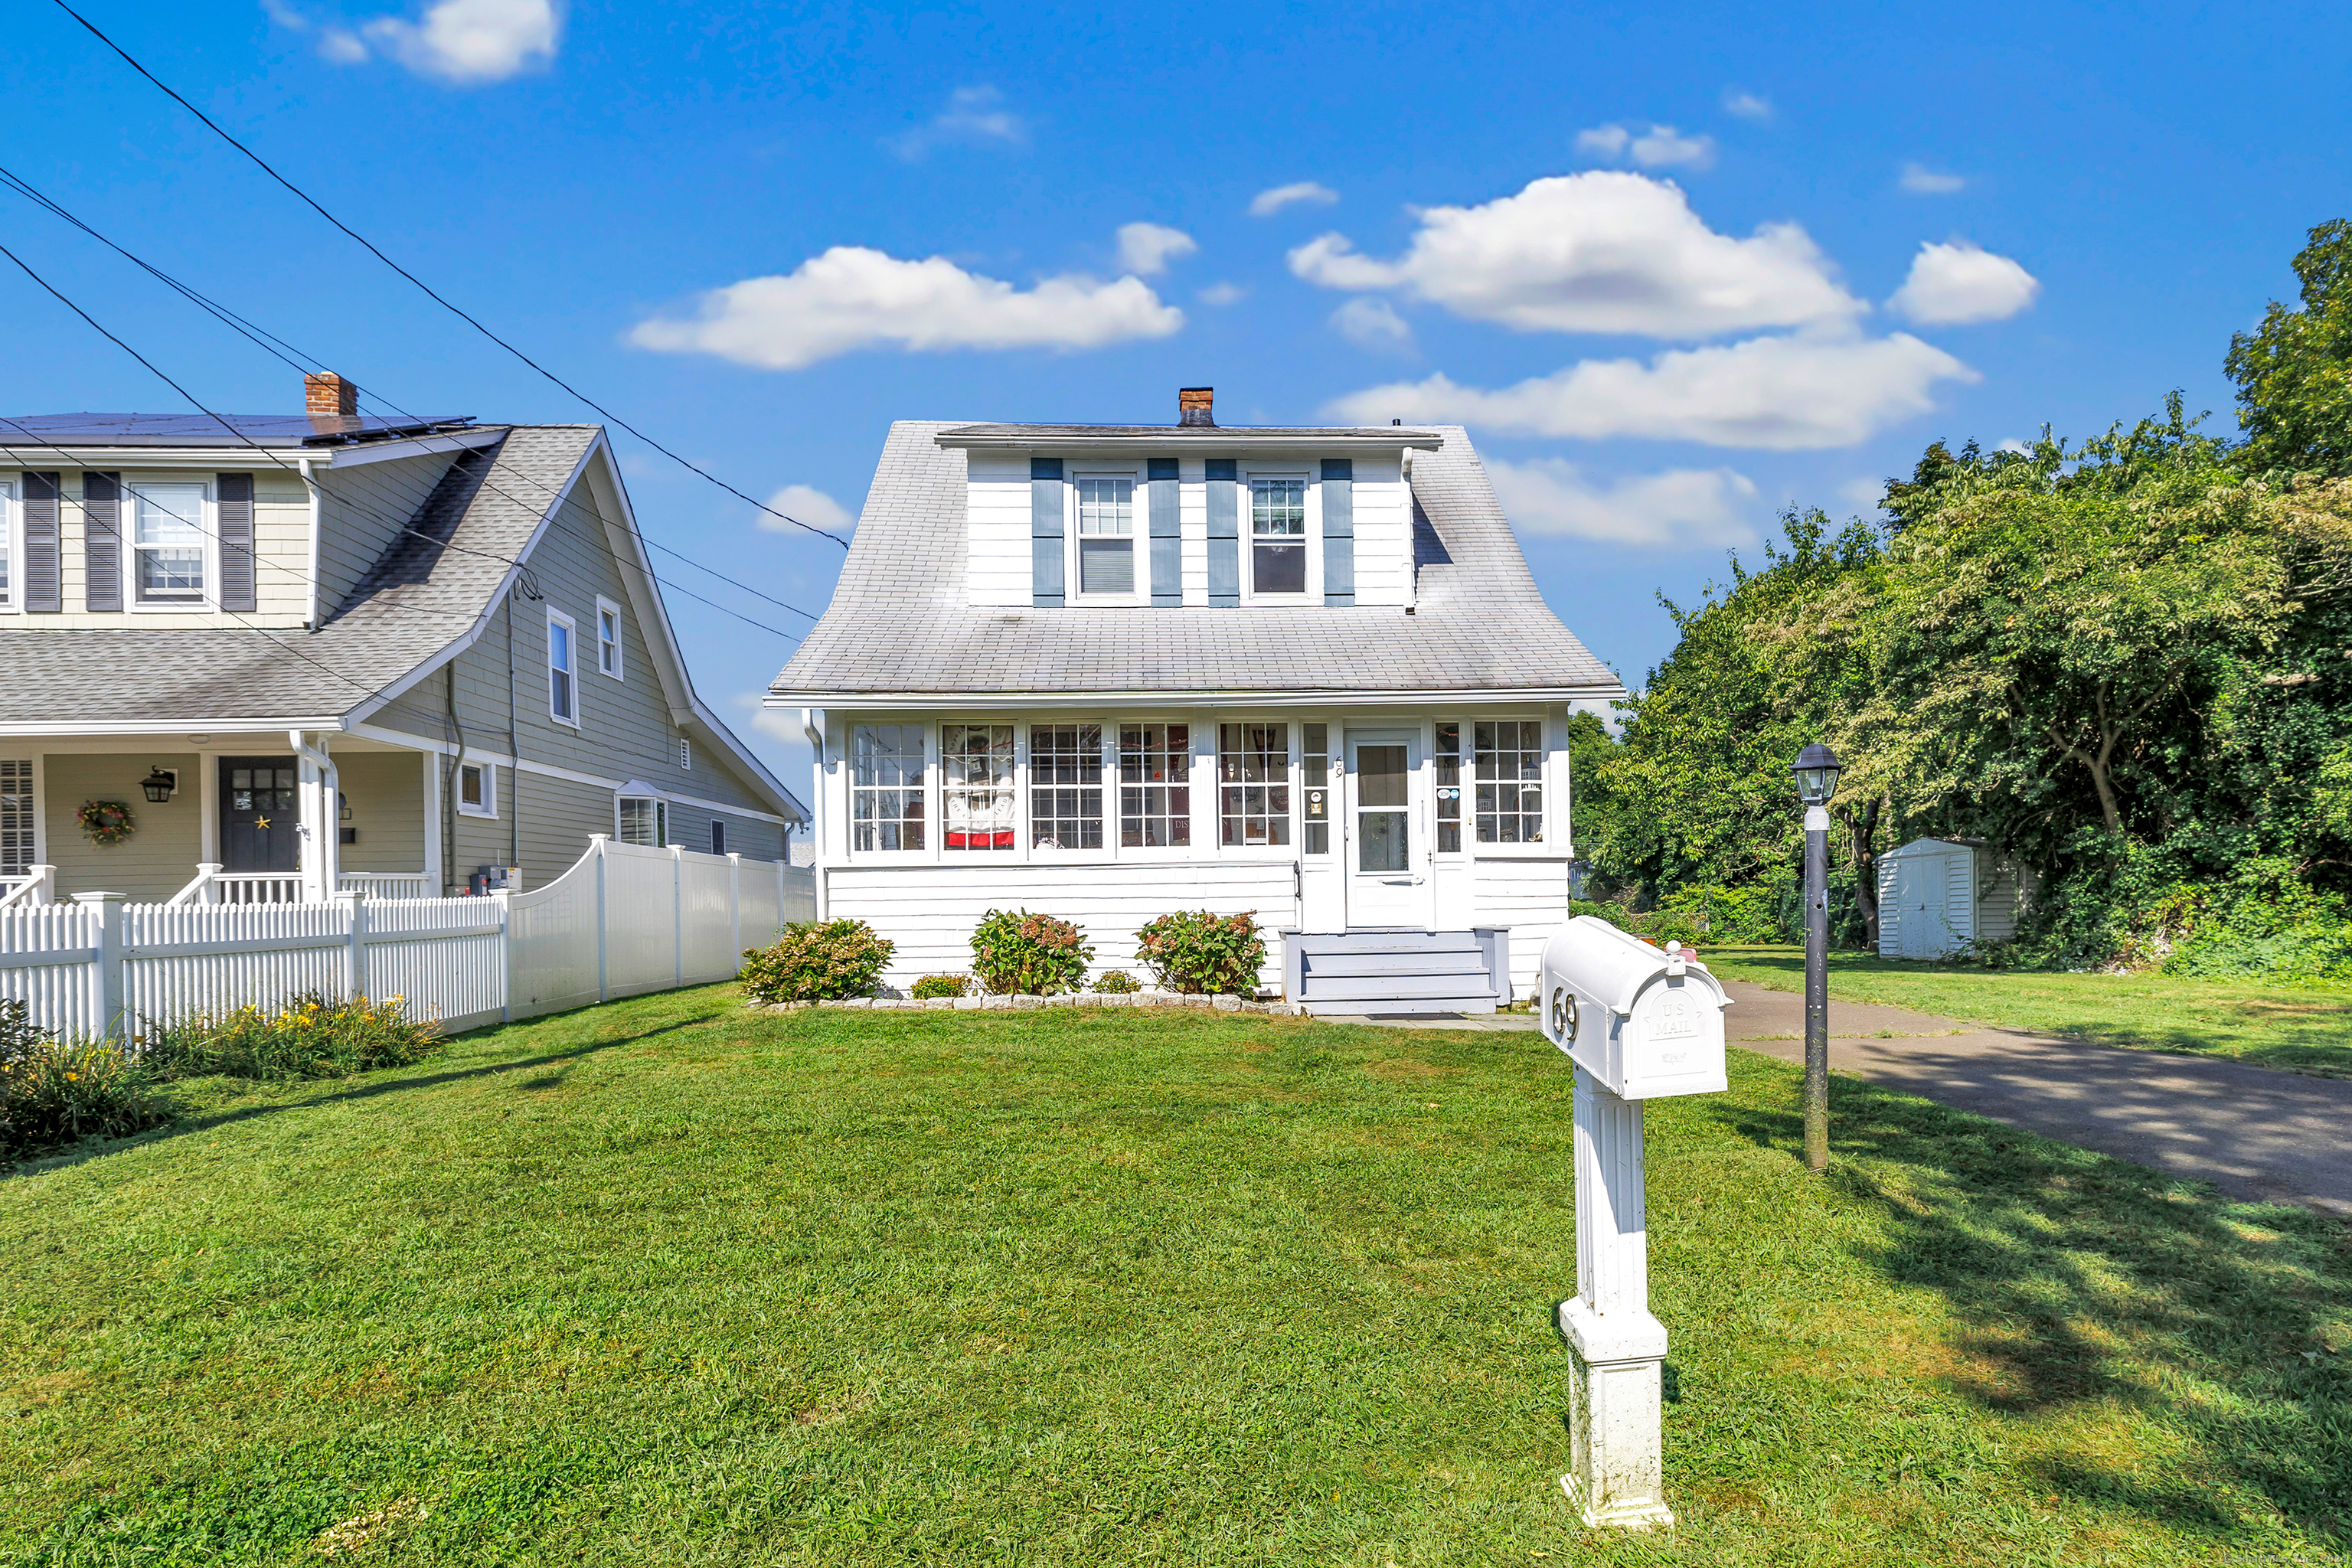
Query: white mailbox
[{"left": 1540, "top": 916, "right": 1729, "bottom": 1100}]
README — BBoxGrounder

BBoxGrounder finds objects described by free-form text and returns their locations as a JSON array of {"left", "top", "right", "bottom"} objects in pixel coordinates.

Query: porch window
[
  {"left": 942, "top": 724, "right": 1015, "bottom": 851},
  {"left": 1119, "top": 724, "right": 1189, "bottom": 848},
  {"left": 1301, "top": 724, "right": 1331, "bottom": 855},
  {"left": 547, "top": 608, "right": 577, "bottom": 725},
  {"left": 1219, "top": 723, "right": 1289, "bottom": 847},
  {"left": 0, "top": 760, "right": 31, "bottom": 876},
  {"left": 1029, "top": 724, "right": 1102, "bottom": 849},
  {"left": 1435, "top": 721, "right": 1463, "bottom": 854},
  {"left": 619, "top": 795, "right": 665, "bottom": 846},
  {"left": 1249, "top": 479, "right": 1306, "bottom": 595},
  {"left": 1474, "top": 720, "right": 1544, "bottom": 844},
  {"left": 850, "top": 724, "right": 925, "bottom": 852},
  {"left": 457, "top": 762, "right": 496, "bottom": 818},
  {"left": 1076, "top": 476, "right": 1135, "bottom": 596},
  {"left": 132, "top": 482, "right": 207, "bottom": 603}
]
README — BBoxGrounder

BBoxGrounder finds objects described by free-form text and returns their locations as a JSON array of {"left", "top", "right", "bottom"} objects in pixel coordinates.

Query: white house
[
  {"left": 767, "top": 389, "right": 1625, "bottom": 1011},
  {"left": 1875, "top": 837, "right": 2023, "bottom": 959}
]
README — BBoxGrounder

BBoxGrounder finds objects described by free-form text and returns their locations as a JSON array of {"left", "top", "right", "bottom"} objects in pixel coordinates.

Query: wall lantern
[
  {"left": 1789, "top": 743, "right": 1841, "bottom": 807},
  {"left": 139, "top": 767, "right": 179, "bottom": 804}
]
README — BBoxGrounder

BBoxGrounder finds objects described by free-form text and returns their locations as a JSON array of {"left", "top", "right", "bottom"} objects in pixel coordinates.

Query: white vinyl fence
[{"left": 0, "top": 836, "right": 817, "bottom": 1043}]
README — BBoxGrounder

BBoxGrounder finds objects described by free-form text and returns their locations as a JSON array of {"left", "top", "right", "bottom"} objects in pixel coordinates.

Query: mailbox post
[{"left": 1540, "top": 916, "right": 1731, "bottom": 1529}]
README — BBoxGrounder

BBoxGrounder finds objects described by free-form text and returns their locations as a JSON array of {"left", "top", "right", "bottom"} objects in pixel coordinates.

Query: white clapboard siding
[
  {"left": 1975, "top": 854, "right": 2021, "bottom": 942},
  {"left": 1351, "top": 452, "right": 1411, "bottom": 606},
  {"left": 967, "top": 452, "right": 1032, "bottom": 606},
  {"left": 1471, "top": 857, "right": 1574, "bottom": 997},
  {"left": 828, "top": 859, "right": 1299, "bottom": 986}
]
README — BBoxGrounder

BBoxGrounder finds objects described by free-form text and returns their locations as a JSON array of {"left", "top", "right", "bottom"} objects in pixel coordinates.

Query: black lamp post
[{"left": 1791, "top": 743, "right": 1841, "bottom": 1173}]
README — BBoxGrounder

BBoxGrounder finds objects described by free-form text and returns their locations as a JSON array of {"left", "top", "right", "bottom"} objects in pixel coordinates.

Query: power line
[{"left": 48, "top": 0, "right": 852, "bottom": 551}]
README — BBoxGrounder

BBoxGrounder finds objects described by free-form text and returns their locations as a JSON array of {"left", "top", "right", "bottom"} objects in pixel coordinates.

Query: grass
[
  {"left": 1700, "top": 945, "right": 2352, "bottom": 1080},
  {"left": 1, "top": 988, "right": 2347, "bottom": 1566}
]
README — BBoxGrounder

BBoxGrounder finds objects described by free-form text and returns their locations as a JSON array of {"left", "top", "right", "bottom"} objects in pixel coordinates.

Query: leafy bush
[
  {"left": 1135, "top": 910, "right": 1266, "bottom": 995},
  {"left": 139, "top": 991, "right": 440, "bottom": 1082},
  {"left": 0, "top": 1001, "right": 170, "bottom": 1155},
  {"left": 1091, "top": 969, "right": 1141, "bottom": 994},
  {"left": 742, "top": 920, "right": 895, "bottom": 1002},
  {"left": 969, "top": 910, "right": 1094, "bottom": 996},
  {"left": 911, "top": 974, "right": 969, "bottom": 1000}
]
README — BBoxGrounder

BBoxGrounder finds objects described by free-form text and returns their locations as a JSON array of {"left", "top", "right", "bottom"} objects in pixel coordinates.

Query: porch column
[{"left": 291, "top": 730, "right": 340, "bottom": 903}]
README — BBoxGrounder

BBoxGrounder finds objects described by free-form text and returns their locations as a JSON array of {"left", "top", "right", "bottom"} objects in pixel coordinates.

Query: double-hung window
[
  {"left": 1075, "top": 475, "right": 1135, "bottom": 596},
  {"left": 851, "top": 724, "right": 925, "bottom": 852},
  {"left": 547, "top": 608, "right": 578, "bottom": 724},
  {"left": 1249, "top": 478, "right": 1306, "bottom": 596},
  {"left": 596, "top": 597, "right": 623, "bottom": 678},
  {"left": 132, "top": 482, "right": 207, "bottom": 604},
  {"left": 942, "top": 724, "right": 1015, "bottom": 851},
  {"left": 0, "top": 480, "right": 13, "bottom": 609},
  {"left": 1474, "top": 720, "right": 1544, "bottom": 843},
  {"left": 1029, "top": 724, "right": 1103, "bottom": 849},
  {"left": 1219, "top": 723, "right": 1290, "bottom": 846},
  {"left": 1119, "top": 724, "right": 1190, "bottom": 848}
]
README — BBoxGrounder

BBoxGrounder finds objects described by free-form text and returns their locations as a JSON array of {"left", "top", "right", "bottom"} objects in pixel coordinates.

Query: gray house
[
  {"left": 768, "top": 388, "right": 1623, "bottom": 1010},
  {"left": 0, "top": 374, "right": 803, "bottom": 906}
]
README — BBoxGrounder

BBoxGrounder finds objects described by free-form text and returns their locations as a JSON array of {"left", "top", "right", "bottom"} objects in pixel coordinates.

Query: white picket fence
[{"left": 0, "top": 836, "right": 818, "bottom": 1043}]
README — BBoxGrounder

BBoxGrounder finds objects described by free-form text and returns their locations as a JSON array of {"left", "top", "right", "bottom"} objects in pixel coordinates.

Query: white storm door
[{"left": 1344, "top": 731, "right": 1428, "bottom": 928}]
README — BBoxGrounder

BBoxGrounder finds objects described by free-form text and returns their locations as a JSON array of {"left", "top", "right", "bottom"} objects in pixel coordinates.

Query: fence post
[
  {"left": 74, "top": 891, "right": 124, "bottom": 1044},
  {"left": 671, "top": 844, "right": 684, "bottom": 990},
  {"left": 492, "top": 889, "right": 513, "bottom": 1023},
  {"left": 727, "top": 852, "right": 742, "bottom": 977},
  {"left": 591, "top": 834, "right": 609, "bottom": 1003},
  {"left": 332, "top": 890, "right": 364, "bottom": 998}
]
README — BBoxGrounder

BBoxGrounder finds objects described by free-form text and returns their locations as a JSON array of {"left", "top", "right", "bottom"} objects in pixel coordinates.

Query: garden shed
[{"left": 1875, "top": 838, "right": 2022, "bottom": 960}]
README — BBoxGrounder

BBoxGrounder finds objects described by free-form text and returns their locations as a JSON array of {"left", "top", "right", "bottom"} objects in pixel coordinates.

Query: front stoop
[{"left": 1280, "top": 927, "right": 1511, "bottom": 1016}]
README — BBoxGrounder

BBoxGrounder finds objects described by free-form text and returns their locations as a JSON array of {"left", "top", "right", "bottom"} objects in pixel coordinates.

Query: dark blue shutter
[
  {"left": 1204, "top": 458, "right": 1239, "bottom": 607},
  {"left": 22, "top": 472, "right": 60, "bottom": 612},
  {"left": 1148, "top": 458, "right": 1181, "bottom": 606},
  {"left": 1321, "top": 458, "right": 1354, "bottom": 607},
  {"left": 82, "top": 472, "right": 122, "bottom": 612},
  {"left": 217, "top": 473, "right": 256, "bottom": 612},
  {"left": 1031, "top": 456, "right": 1064, "bottom": 608}
]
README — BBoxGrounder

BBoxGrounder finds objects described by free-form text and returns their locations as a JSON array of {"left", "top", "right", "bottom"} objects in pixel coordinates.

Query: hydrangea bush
[
  {"left": 1135, "top": 910, "right": 1266, "bottom": 995},
  {"left": 742, "top": 920, "right": 896, "bottom": 1003},
  {"left": 969, "top": 910, "right": 1094, "bottom": 996}
]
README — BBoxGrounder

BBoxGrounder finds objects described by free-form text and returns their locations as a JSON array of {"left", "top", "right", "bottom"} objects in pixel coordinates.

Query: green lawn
[
  {"left": 3, "top": 991, "right": 2347, "bottom": 1566},
  {"left": 1700, "top": 945, "right": 2352, "bottom": 1080}
]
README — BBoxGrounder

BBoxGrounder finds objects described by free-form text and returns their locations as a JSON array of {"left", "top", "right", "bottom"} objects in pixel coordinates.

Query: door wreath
[{"left": 78, "top": 799, "right": 136, "bottom": 847}]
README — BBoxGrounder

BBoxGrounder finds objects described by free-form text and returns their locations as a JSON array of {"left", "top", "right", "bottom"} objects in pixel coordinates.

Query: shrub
[
  {"left": 0, "top": 1001, "right": 171, "bottom": 1155},
  {"left": 139, "top": 991, "right": 441, "bottom": 1082},
  {"left": 911, "top": 974, "right": 969, "bottom": 1000},
  {"left": 969, "top": 910, "right": 1094, "bottom": 996},
  {"left": 1091, "top": 969, "right": 1141, "bottom": 995},
  {"left": 1135, "top": 910, "right": 1266, "bottom": 995},
  {"left": 742, "top": 920, "right": 895, "bottom": 1003}
]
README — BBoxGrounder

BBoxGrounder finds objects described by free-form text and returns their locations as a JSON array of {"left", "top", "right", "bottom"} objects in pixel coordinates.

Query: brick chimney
[
  {"left": 1178, "top": 386, "right": 1214, "bottom": 427},
  {"left": 305, "top": 372, "right": 358, "bottom": 419}
]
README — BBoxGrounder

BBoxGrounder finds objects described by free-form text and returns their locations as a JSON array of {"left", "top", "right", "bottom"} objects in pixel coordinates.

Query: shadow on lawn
[{"left": 1713, "top": 1083, "right": 2352, "bottom": 1551}]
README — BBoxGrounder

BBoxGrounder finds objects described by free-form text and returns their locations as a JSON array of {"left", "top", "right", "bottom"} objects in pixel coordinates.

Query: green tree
[{"left": 2226, "top": 219, "right": 2352, "bottom": 478}]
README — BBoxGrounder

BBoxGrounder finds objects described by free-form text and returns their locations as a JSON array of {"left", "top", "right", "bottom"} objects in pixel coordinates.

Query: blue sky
[{"left": 6, "top": 0, "right": 2347, "bottom": 792}]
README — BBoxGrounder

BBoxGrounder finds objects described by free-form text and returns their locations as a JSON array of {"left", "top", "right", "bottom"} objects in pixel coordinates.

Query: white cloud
[
  {"left": 1115, "top": 222, "right": 1197, "bottom": 276},
  {"left": 1331, "top": 298, "right": 1414, "bottom": 352},
  {"left": 1888, "top": 240, "right": 2039, "bottom": 325},
  {"left": 1325, "top": 332, "right": 1975, "bottom": 449},
  {"left": 1250, "top": 181, "right": 1339, "bottom": 217},
  {"left": 1722, "top": 90, "right": 1772, "bottom": 120},
  {"left": 358, "top": 0, "right": 560, "bottom": 83},
  {"left": 1995, "top": 437, "right": 2033, "bottom": 455},
  {"left": 1287, "top": 172, "right": 1860, "bottom": 339},
  {"left": 1576, "top": 123, "right": 1716, "bottom": 169},
  {"left": 1487, "top": 458, "right": 1758, "bottom": 547},
  {"left": 761, "top": 484, "right": 854, "bottom": 537},
  {"left": 629, "top": 246, "right": 1183, "bottom": 370},
  {"left": 319, "top": 27, "right": 369, "bottom": 61},
  {"left": 887, "top": 85, "right": 1025, "bottom": 158},
  {"left": 1899, "top": 162, "right": 1966, "bottom": 194},
  {"left": 1197, "top": 282, "right": 1246, "bottom": 306}
]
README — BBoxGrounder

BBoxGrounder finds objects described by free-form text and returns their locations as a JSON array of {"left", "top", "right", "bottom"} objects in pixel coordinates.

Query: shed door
[{"left": 1897, "top": 854, "right": 1949, "bottom": 959}]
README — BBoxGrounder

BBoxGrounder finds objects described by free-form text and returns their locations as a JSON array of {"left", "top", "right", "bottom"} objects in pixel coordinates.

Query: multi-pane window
[
  {"left": 1250, "top": 478, "right": 1306, "bottom": 594},
  {"left": 619, "top": 795, "right": 665, "bottom": 846},
  {"left": 1301, "top": 723, "right": 1331, "bottom": 855},
  {"left": 1219, "top": 723, "right": 1290, "bottom": 846},
  {"left": 1030, "top": 724, "right": 1103, "bottom": 849},
  {"left": 1119, "top": 724, "right": 1190, "bottom": 848},
  {"left": 1435, "top": 721, "right": 1463, "bottom": 854},
  {"left": 547, "top": 609, "right": 577, "bottom": 724},
  {"left": 1076, "top": 476, "right": 1135, "bottom": 596},
  {"left": 0, "top": 760, "right": 32, "bottom": 877},
  {"left": 943, "top": 724, "right": 1015, "bottom": 851},
  {"left": 132, "top": 482, "right": 206, "bottom": 603},
  {"left": 1475, "top": 720, "right": 1545, "bottom": 843},
  {"left": 851, "top": 725, "right": 925, "bottom": 852}
]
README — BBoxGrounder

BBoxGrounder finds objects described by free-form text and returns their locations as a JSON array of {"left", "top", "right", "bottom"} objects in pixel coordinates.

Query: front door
[
  {"left": 1344, "top": 732, "right": 1427, "bottom": 927},
  {"left": 220, "top": 756, "right": 299, "bottom": 873}
]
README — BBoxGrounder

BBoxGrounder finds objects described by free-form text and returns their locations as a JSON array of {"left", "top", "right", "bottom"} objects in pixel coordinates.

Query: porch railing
[
  {"left": 338, "top": 872, "right": 435, "bottom": 900},
  {"left": 0, "top": 867, "right": 56, "bottom": 909},
  {"left": 167, "top": 865, "right": 307, "bottom": 906}
]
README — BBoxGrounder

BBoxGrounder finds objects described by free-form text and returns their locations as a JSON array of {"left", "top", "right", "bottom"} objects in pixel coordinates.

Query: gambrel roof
[{"left": 768, "top": 421, "right": 1622, "bottom": 704}]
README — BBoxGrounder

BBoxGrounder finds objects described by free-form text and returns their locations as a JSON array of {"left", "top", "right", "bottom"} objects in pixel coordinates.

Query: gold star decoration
[{"left": 253, "top": 816, "right": 272, "bottom": 828}]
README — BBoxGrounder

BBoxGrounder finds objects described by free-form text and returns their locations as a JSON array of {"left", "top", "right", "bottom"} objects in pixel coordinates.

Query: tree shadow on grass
[{"left": 1712, "top": 1082, "right": 2352, "bottom": 1553}]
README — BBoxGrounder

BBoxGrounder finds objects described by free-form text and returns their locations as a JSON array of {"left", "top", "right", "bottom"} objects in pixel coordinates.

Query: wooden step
[{"left": 1302, "top": 952, "right": 1494, "bottom": 978}]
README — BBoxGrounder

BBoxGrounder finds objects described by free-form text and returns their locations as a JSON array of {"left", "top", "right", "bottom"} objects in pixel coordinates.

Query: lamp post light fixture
[
  {"left": 139, "top": 767, "right": 178, "bottom": 805},
  {"left": 1790, "top": 743, "right": 1841, "bottom": 1173}
]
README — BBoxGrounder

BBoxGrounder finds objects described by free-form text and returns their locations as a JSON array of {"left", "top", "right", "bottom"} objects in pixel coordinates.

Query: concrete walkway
[{"left": 1719, "top": 981, "right": 2352, "bottom": 1217}]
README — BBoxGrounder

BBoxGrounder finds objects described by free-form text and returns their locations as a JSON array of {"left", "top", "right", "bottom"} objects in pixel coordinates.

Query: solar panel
[{"left": 0, "top": 412, "right": 477, "bottom": 447}]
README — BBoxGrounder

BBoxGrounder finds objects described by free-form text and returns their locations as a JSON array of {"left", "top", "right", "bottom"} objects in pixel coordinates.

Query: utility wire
[{"left": 49, "top": 0, "right": 852, "bottom": 550}]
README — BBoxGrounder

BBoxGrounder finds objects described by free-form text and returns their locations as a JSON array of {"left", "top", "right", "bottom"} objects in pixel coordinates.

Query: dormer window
[
  {"left": 1250, "top": 478, "right": 1307, "bottom": 595},
  {"left": 1075, "top": 475, "right": 1135, "bottom": 596}
]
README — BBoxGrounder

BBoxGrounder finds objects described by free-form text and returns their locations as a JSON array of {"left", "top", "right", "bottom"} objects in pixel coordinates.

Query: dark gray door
[{"left": 220, "top": 756, "right": 299, "bottom": 872}]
